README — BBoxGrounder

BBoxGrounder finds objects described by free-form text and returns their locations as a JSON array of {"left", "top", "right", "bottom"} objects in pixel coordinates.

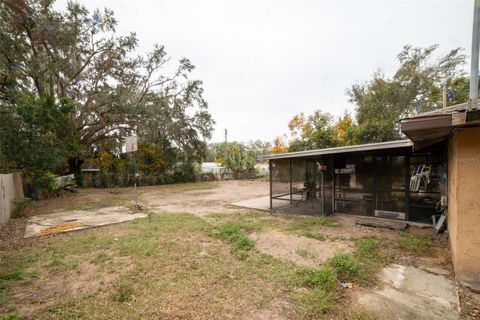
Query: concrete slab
[
  {"left": 24, "top": 206, "right": 147, "bottom": 238},
  {"left": 231, "top": 196, "right": 321, "bottom": 214},
  {"left": 231, "top": 196, "right": 273, "bottom": 211},
  {"left": 358, "top": 264, "right": 460, "bottom": 320}
]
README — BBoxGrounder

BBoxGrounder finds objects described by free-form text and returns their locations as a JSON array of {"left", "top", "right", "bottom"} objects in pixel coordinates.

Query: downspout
[{"left": 469, "top": 0, "right": 480, "bottom": 109}]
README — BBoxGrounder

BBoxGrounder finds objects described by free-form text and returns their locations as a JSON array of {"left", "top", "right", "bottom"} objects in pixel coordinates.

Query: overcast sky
[{"left": 56, "top": 0, "right": 473, "bottom": 143}]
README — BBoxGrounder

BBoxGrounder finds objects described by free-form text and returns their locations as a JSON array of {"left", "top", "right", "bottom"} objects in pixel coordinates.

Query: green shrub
[
  {"left": 11, "top": 197, "right": 32, "bottom": 218},
  {"left": 26, "top": 170, "right": 57, "bottom": 199},
  {"left": 327, "top": 252, "right": 359, "bottom": 280}
]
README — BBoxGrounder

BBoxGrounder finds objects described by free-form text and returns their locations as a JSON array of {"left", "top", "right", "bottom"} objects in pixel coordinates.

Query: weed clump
[
  {"left": 216, "top": 222, "right": 254, "bottom": 251},
  {"left": 296, "top": 266, "right": 337, "bottom": 291},
  {"left": 111, "top": 280, "right": 134, "bottom": 303},
  {"left": 327, "top": 252, "right": 359, "bottom": 280},
  {"left": 301, "top": 231, "right": 326, "bottom": 241},
  {"left": 0, "top": 311, "right": 21, "bottom": 320},
  {"left": 395, "top": 234, "right": 430, "bottom": 255},
  {"left": 294, "top": 287, "right": 336, "bottom": 317},
  {"left": 326, "top": 238, "right": 393, "bottom": 284},
  {"left": 0, "top": 271, "right": 22, "bottom": 281}
]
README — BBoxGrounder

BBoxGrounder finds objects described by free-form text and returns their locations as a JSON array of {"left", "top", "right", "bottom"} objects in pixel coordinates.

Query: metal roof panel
[{"left": 257, "top": 140, "right": 413, "bottom": 161}]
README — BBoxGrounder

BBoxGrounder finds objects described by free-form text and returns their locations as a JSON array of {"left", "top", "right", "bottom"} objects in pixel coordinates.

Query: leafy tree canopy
[
  {"left": 0, "top": 0, "right": 214, "bottom": 190},
  {"left": 280, "top": 44, "right": 469, "bottom": 150},
  {"left": 347, "top": 44, "right": 467, "bottom": 142},
  {"left": 287, "top": 110, "right": 357, "bottom": 152}
]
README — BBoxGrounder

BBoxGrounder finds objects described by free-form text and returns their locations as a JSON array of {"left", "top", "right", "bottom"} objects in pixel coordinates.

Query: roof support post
[
  {"left": 332, "top": 155, "right": 336, "bottom": 214},
  {"left": 405, "top": 155, "right": 411, "bottom": 221},
  {"left": 269, "top": 160, "right": 273, "bottom": 210},
  {"left": 289, "top": 159, "right": 292, "bottom": 205}
]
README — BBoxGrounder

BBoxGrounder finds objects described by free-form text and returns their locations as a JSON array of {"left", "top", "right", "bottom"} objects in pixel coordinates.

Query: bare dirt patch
[
  {"left": 8, "top": 254, "right": 133, "bottom": 318},
  {"left": 244, "top": 297, "right": 297, "bottom": 320},
  {"left": 252, "top": 230, "right": 354, "bottom": 268},
  {"left": 140, "top": 180, "right": 269, "bottom": 215}
]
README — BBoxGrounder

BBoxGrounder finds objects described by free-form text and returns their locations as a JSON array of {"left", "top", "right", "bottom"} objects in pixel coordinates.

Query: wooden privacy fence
[{"left": 0, "top": 173, "right": 24, "bottom": 227}]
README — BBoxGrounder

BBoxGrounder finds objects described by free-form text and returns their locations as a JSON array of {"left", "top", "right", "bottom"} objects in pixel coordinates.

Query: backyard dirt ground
[{"left": 0, "top": 180, "right": 478, "bottom": 319}]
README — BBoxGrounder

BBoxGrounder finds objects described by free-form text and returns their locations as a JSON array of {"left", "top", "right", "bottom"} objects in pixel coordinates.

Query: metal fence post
[
  {"left": 289, "top": 159, "right": 292, "bottom": 205},
  {"left": 269, "top": 160, "right": 273, "bottom": 210}
]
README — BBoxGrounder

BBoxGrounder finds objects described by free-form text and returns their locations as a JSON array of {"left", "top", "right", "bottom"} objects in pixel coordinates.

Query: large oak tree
[{"left": 0, "top": 0, "right": 213, "bottom": 180}]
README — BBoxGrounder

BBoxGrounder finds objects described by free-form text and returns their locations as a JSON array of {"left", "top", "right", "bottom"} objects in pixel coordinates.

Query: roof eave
[{"left": 257, "top": 140, "right": 413, "bottom": 161}]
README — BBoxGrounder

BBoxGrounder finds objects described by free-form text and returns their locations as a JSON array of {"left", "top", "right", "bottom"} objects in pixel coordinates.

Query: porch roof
[{"left": 257, "top": 140, "right": 413, "bottom": 161}]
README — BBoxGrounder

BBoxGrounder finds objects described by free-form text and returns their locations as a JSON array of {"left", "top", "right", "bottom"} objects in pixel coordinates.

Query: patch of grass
[
  {"left": 166, "top": 181, "right": 219, "bottom": 192},
  {"left": 461, "top": 307, "right": 475, "bottom": 317},
  {"left": 327, "top": 252, "right": 359, "bottom": 280},
  {"left": 295, "top": 248, "right": 310, "bottom": 258},
  {"left": 0, "top": 271, "right": 23, "bottom": 281},
  {"left": 293, "top": 287, "right": 337, "bottom": 318},
  {"left": 215, "top": 222, "right": 254, "bottom": 251},
  {"left": 224, "top": 204, "right": 241, "bottom": 209},
  {"left": 0, "top": 292, "right": 7, "bottom": 306},
  {"left": 352, "top": 311, "right": 378, "bottom": 320},
  {"left": 236, "top": 251, "right": 249, "bottom": 260},
  {"left": 301, "top": 231, "right": 326, "bottom": 241},
  {"left": 326, "top": 238, "right": 393, "bottom": 284},
  {"left": 111, "top": 279, "right": 134, "bottom": 303},
  {"left": 395, "top": 234, "right": 430, "bottom": 255},
  {"left": 207, "top": 211, "right": 277, "bottom": 233},
  {"left": 295, "top": 267, "right": 337, "bottom": 291},
  {"left": 90, "top": 252, "right": 111, "bottom": 265},
  {"left": 0, "top": 312, "right": 21, "bottom": 320},
  {"left": 0, "top": 207, "right": 395, "bottom": 319},
  {"left": 114, "top": 235, "right": 159, "bottom": 257},
  {"left": 47, "top": 257, "right": 78, "bottom": 274}
]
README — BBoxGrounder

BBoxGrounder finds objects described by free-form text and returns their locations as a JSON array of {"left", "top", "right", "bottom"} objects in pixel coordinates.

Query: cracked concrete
[
  {"left": 24, "top": 206, "right": 147, "bottom": 238},
  {"left": 358, "top": 264, "right": 460, "bottom": 320}
]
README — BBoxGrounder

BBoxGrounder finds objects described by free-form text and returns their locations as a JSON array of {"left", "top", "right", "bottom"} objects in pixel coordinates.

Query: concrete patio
[{"left": 24, "top": 206, "right": 147, "bottom": 238}]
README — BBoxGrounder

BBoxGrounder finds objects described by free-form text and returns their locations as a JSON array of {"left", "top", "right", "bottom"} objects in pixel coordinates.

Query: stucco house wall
[{"left": 448, "top": 126, "right": 480, "bottom": 291}]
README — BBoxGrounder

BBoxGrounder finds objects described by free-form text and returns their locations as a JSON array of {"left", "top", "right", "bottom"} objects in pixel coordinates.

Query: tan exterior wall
[{"left": 448, "top": 126, "right": 480, "bottom": 291}]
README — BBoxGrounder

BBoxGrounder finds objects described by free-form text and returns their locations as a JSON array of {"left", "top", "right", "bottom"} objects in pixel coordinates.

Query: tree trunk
[{"left": 68, "top": 156, "right": 84, "bottom": 187}]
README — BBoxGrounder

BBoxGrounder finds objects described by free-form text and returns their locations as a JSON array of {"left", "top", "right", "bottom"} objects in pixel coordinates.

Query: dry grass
[
  {"left": 0, "top": 182, "right": 451, "bottom": 320},
  {"left": 0, "top": 211, "right": 385, "bottom": 320}
]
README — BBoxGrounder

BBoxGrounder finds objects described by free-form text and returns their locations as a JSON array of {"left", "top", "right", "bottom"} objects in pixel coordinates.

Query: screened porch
[{"left": 264, "top": 141, "right": 446, "bottom": 223}]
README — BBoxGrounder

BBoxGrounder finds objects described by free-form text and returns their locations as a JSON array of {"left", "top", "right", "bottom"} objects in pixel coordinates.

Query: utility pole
[{"left": 470, "top": 0, "right": 480, "bottom": 109}]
